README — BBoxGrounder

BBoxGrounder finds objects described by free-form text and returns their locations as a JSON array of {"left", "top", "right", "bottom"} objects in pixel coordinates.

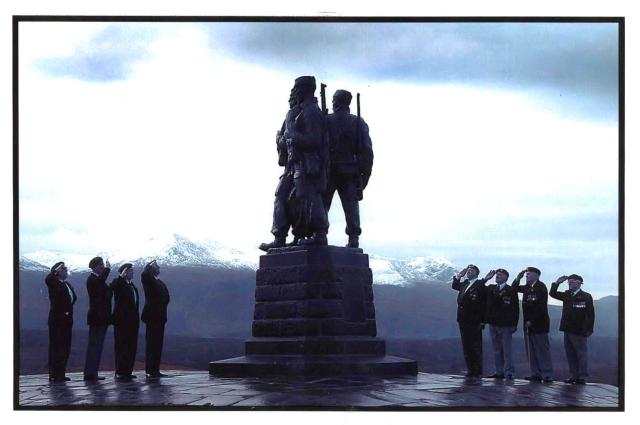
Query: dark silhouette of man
[
  {"left": 141, "top": 260, "right": 170, "bottom": 378},
  {"left": 83, "top": 256, "right": 111, "bottom": 381},
  {"left": 111, "top": 263, "right": 140, "bottom": 380},
  {"left": 44, "top": 261, "right": 77, "bottom": 382}
]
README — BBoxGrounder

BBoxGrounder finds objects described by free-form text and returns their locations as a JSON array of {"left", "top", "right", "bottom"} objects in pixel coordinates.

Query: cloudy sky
[{"left": 18, "top": 21, "right": 619, "bottom": 298}]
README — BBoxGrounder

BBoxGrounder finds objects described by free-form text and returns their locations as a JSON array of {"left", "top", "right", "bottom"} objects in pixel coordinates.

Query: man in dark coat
[
  {"left": 324, "top": 89, "right": 374, "bottom": 248},
  {"left": 261, "top": 75, "right": 329, "bottom": 248},
  {"left": 484, "top": 268, "right": 520, "bottom": 379},
  {"left": 44, "top": 262, "right": 77, "bottom": 382},
  {"left": 451, "top": 264, "right": 490, "bottom": 378},
  {"left": 141, "top": 260, "right": 170, "bottom": 378},
  {"left": 515, "top": 266, "right": 553, "bottom": 382},
  {"left": 83, "top": 256, "right": 111, "bottom": 381},
  {"left": 111, "top": 263, "right": 140, "bottom": 380},
  {"left": 550, "top": 274, "right": 595, "bottom": 384}
]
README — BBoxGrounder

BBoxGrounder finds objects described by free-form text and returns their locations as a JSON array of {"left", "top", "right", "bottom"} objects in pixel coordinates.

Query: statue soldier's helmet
[{"left": 333, "top": 89, "right": 353, "bottom": 105}]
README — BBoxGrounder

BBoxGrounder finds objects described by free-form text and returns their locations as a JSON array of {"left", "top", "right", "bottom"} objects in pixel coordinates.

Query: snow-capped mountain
[
  {"left": 20, "top": 234, "right": 261, "bottom": 272},
  {"left": 369, "top": 255, "right": 457, "bottom": 286},
  {"left": 19, "top": 234, "right": 457, "bottom": 285}
]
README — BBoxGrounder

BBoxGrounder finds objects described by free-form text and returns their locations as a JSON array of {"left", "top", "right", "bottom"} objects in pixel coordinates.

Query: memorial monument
[{"left": 209, "top": 76, "right": 417, "bottom": 376}]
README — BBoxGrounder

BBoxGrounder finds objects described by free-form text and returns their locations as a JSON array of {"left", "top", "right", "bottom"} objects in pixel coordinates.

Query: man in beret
[
  {"left": 550, "top": 274, "right": 595, "bottom": 384},
  {"left": 44, "top": 262, "right": 77, "bottom": 382},
  {"left": 323, "top": 89, "right": 374, "bottom": 249},
  {"left": 83, "top": 257, "right": 111, "bottom": 381},
  {"left": 261, "top": 76, "right": 329, "bottom": 248},
  {"left": 484, "top": 268, "right": 519, "bottom": 379},
  {"left": 514, "top": 266, "right": 553, "bottom": 382},
  {"left": 451, "top": 264, "right": 492, "bottom": 378},
  {"left": 141, "top": 260, "right": 171, "bottom": 378},
  {"left": 111, "top": 263, "right": 140, "bottom": 380}
]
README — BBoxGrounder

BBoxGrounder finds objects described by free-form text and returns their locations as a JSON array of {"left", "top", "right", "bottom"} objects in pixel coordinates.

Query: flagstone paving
[{"left": 17, "top": 370, "right": 619, "bottom": 409}]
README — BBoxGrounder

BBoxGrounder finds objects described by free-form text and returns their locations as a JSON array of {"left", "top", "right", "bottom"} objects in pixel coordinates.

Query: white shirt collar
[{"left": 572, "top": 288, "right": 582, "bottom": 296}]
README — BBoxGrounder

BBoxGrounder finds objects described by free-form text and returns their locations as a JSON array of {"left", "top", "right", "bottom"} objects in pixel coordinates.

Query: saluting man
[
  {"left": 484, "top": 268, "right": 519, "bottom": 379},
  {"left": 141, "top": 260, "right": 170, "bottom": 378},
  {"left": 44, "top": 262, "right": 77, "bottom": 382},
  {"left": 550, "top": 274, "right": 595, "bottom": 384},
  {"left": 514, "top": 266, "right": 553, "bottom": 382},
  {"left": 451, "top": 264, "right": 491, "bottom": 378},
  {"left": 84, "top": 256, "right": 112, "bottom": 381},
  {"left": 111, "top": 263, "right": 140, "bottom": 380}
]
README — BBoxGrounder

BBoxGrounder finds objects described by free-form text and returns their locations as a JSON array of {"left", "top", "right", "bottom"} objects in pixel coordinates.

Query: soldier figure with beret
[
  {"left": 451, "top": 264, "right": 491, "bottom": 378},
  {"left": 324, "top": 89, "right": 374, "bottom": 248},
  {"left": 550, "top": 274, "right": 595, "bottom": 384},
  {"left": 141, "top": 260, "right": 171, "bottom": 378},
  {"left": 261, "top": 76, "right": 329, "bottom": 249},
  {"left": 44, "top": 262, "right": 77, "bottom": 382},
  {"left": 83, "top": 256, "right": 111, "bottom": 381},
  {"left": 514, "top": 266, "right": 554, "bottom": 382},
  {"left": 484, "top": 268, "right": 519, "bottom": 379},
  {"left": 111, "top": 263, "right": 140, "bottom": 380}
]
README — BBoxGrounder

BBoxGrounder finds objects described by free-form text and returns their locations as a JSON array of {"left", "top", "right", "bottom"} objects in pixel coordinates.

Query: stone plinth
[{"left": 209, "top": 245, "right": 417, "bottom": 376}]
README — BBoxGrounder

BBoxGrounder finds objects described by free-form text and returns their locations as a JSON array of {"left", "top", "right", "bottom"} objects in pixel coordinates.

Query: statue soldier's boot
[
  {"left": 287, "top": 236, "right": 301, "bottom": 247},
  {"left": 346, "top": 235, "right": 359, "bottom": 249},
  {"left": 300, "top": 233, "right": 328, "bottom": 247},
  {"left": 259, "top": 236, "right": 286, "bottom": 252}
]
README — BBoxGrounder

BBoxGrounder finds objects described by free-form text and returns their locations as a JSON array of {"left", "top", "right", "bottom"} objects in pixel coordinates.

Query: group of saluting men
[
  {"left": 44, "top": 257, "right": 170, "bottom": 382},
  {"left": 452, "top": 265, "right": 595, "bottom": 384}
]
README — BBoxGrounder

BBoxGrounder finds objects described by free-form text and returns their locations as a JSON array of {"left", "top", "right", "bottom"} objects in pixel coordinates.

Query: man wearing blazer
[
  {"left": 141, "top": 260, "right": 170, "bottom": 378},
  {"left": 550, "top": 274, "right": 595, "bottom": 384},
  {"left": 451, "top": 264, "right": 490, "bottom": 378},
  {"left": 83, "top": 256, "right": 112, "bottom": 381},
  {"left": 111, "top": 263, "right": 140, "bottom": 380},
  {"left": 515, "top": 266, "right": 554, "bottom": 382},
  {"left": 484, "top": 268, "right": 520, "bottom": 380},
  {"left": 44, "top": 261, "right": 77, "bottom": 382}
]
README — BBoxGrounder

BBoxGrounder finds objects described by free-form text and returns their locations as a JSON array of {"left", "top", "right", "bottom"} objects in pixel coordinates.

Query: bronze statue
[
  {"left": 261, "top": 76, "right": 329, "bottom": 250},
  {"left": 324, "top": 90, "right": 373, "bottom": 248}
]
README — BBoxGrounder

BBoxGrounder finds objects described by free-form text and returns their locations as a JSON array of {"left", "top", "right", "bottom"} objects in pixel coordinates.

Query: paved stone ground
[{"left": 18, "top": 370, "right": 619, "bottom": 409}]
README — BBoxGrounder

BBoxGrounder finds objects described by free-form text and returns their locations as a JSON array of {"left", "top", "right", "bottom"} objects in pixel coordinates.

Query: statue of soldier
[
  {"left": 260, "top": 88, "right": 310, "bottom": 251},
  {"left": 261, "top": 76, "right": 329, "bottom": 249},
  {"left": 324, "top": 89, "right": 373, "bottom": 248}
]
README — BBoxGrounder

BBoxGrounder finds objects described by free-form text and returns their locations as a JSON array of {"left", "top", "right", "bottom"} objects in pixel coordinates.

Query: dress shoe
[
  {"left": 487, "top": 373, "right": 505, "bottom": 379},
  {"left": 542, "top": 377, "right": 554, "bottom": 383},
  {"left": 259, "top": 237, "right": 286, "bottom": 252},
  {"left": 84, "top": 375, "right": 106, "bottom": 381},
  {"left": 116, "top": 374, "right": 136, "bottom": 381},
  {"left": 524, "top": 375, "right": 542, "bottom": 382},
  {"left": 505, "top": 375, "right": 515, "bottom": 380},
  {"left": 49, "top": 376, "right": 70, "bottom": 383},
  {"left": 146, "top": 372, "right": 169, "bottom": 378},
  {"left": 574, "top": 379, "right": 587, "bottom": 385},
  {"left": 564, "top": 378, "right": 576, "bottom": 384}
]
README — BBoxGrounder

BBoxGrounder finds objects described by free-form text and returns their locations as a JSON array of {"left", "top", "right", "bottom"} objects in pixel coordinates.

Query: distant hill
[{"left": 18, "top": 270, "right": 618, "bottom": 339}]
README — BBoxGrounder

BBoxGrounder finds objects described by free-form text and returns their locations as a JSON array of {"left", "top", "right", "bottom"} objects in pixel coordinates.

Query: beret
[
  {"left": 89, "top": 256, "right": 103, "bottom": 269},
  {"left": 51, "top": 261, "right": 65, "bottom": 273},
  {"left": 526, "top": 266, "right": 541, "bottom": 275},
  {"left": 146, "top": 259, "right": 158, "bottom": 268},
  {"left": 118, "top": 263, "right": 133, "bottom": 274},
  {"left": 467, "top": 264, "right": 479, "bottom": 274},
  {"left": 568, "top": 274, "right": 583, "bottom": 283},
  {"left": 496, "top": 268, "right": 510, "bottom": 277}
]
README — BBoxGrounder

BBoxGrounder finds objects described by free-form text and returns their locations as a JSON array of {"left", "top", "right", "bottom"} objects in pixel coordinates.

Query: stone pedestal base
[{"left": 209, "top": 246, "right": 417, "bottom": 376}]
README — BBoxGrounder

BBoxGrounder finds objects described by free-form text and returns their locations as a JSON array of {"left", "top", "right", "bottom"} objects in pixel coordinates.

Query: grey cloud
[
  {"left": 35, "top": 24, "right": 155, "bottom": 82},
  {"left": 206, "top": 22, "right": 618, "bottom": 119}
]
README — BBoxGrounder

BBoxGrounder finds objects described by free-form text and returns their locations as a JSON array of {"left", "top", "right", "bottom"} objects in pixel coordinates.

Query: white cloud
[{"left": 19, "top": 23, "right": 618, "bottom": 279}]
